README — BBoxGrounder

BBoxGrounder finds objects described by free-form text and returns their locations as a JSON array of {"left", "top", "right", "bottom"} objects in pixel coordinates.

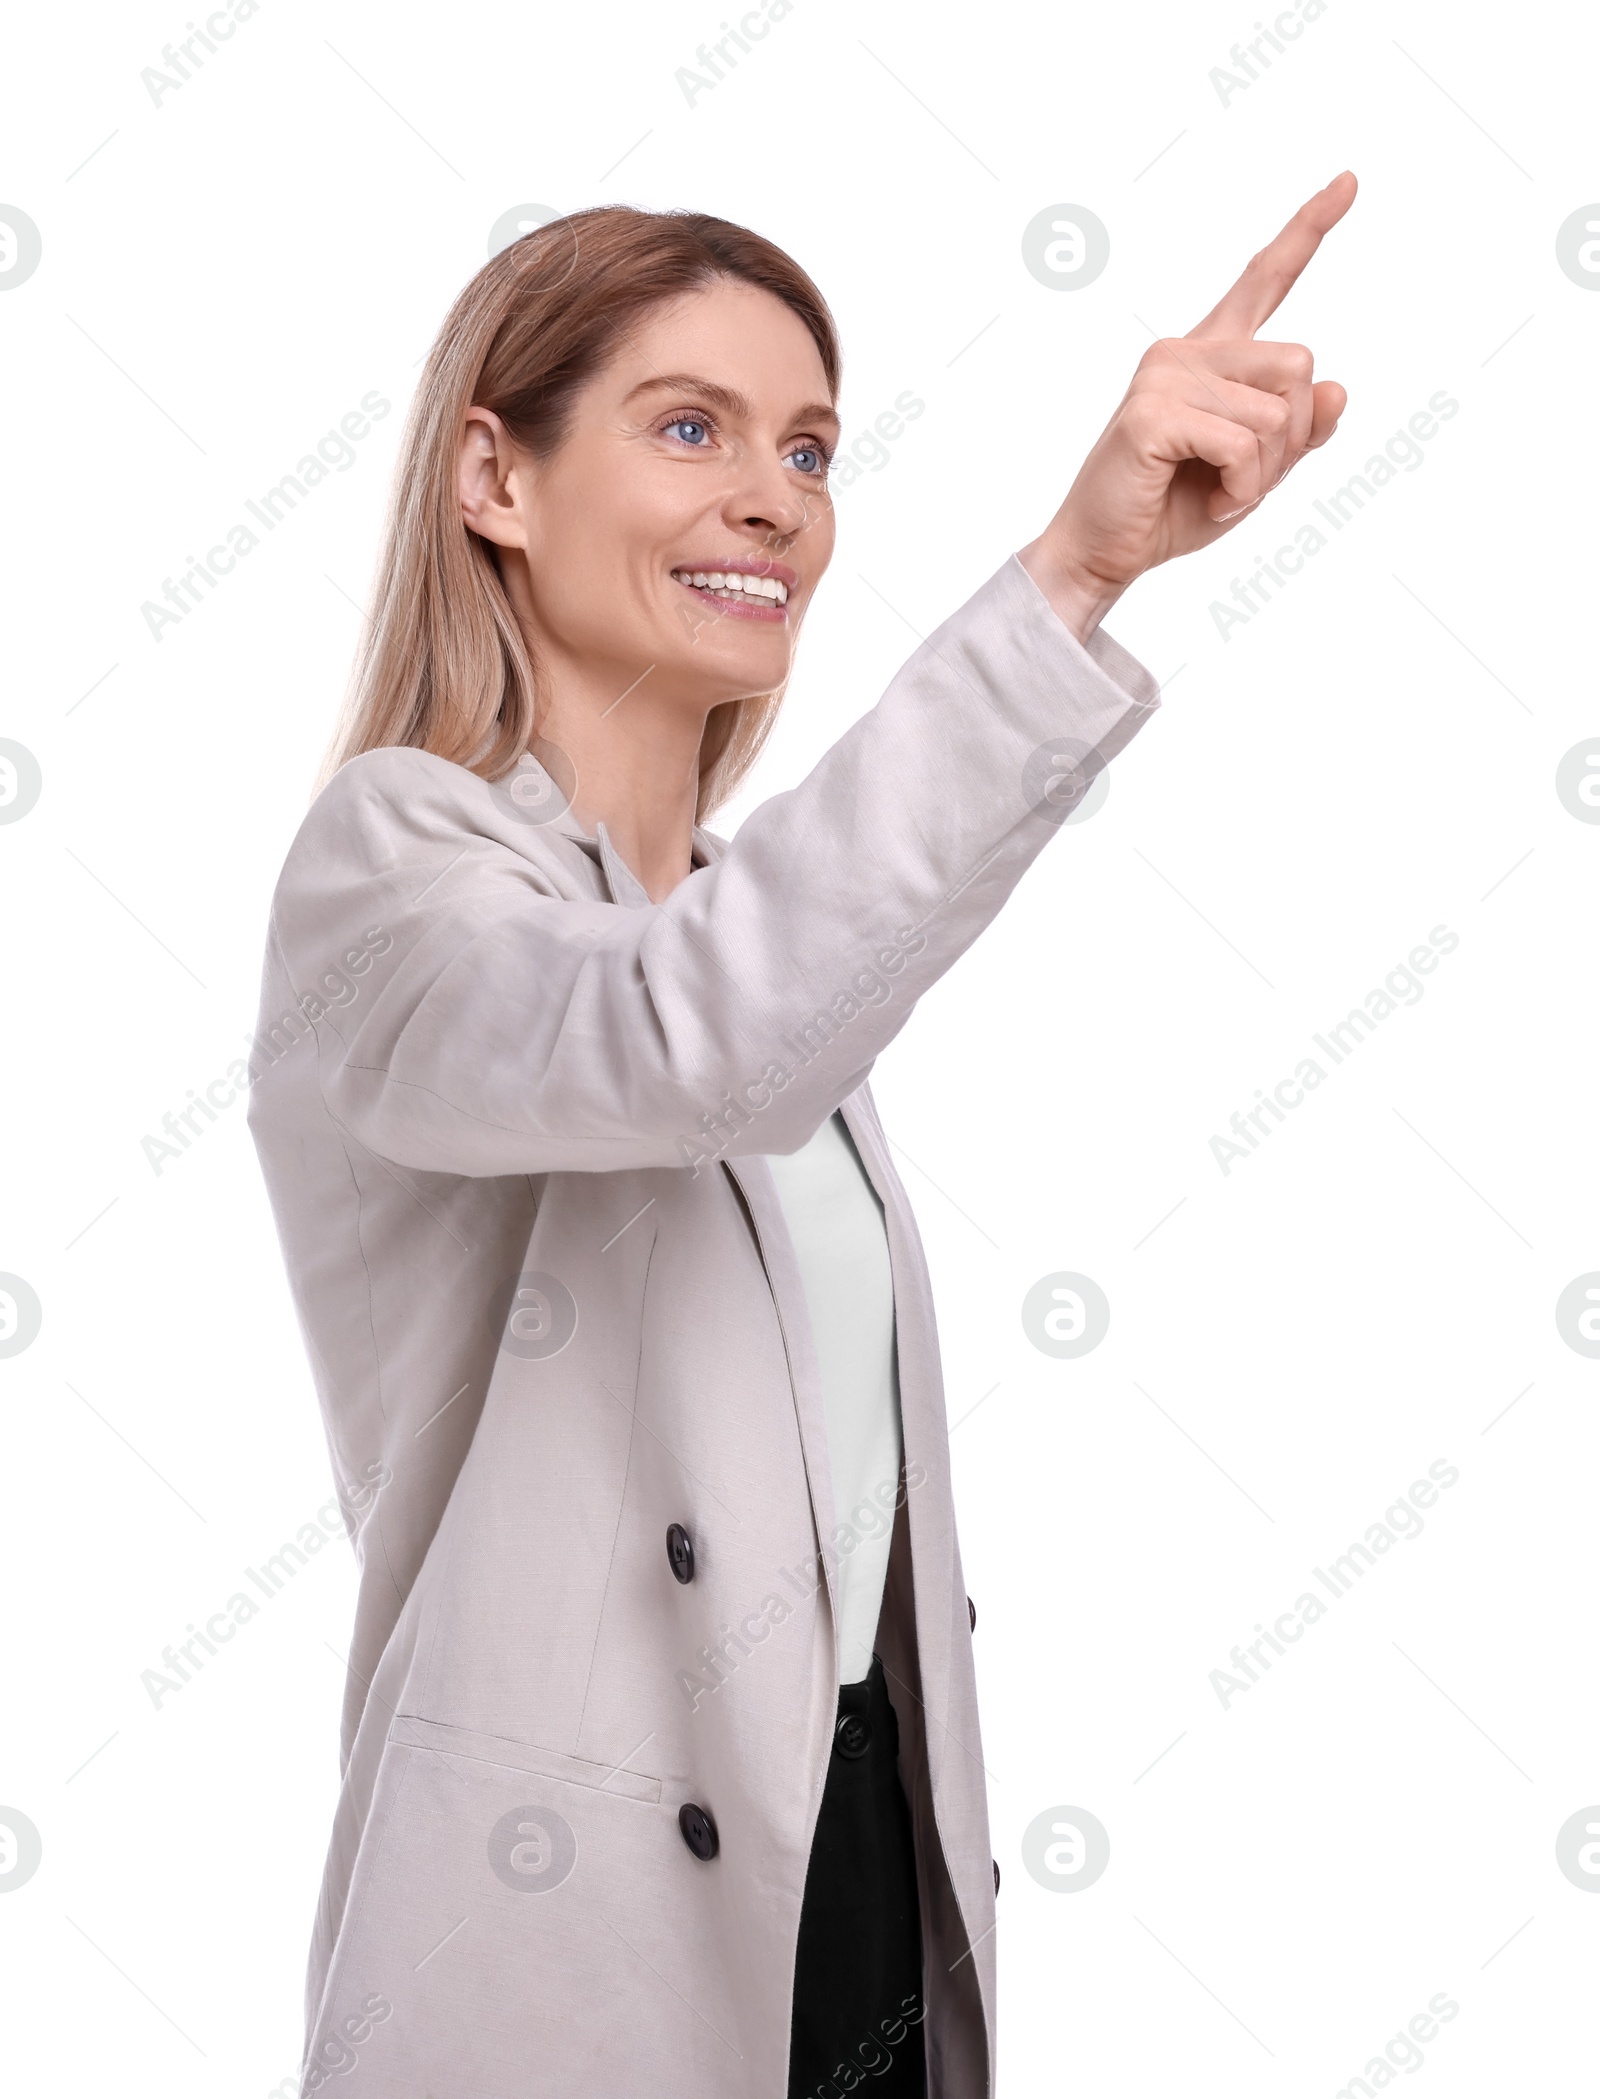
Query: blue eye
[
  {"left": 665, "top": 418, "right": 709, "bottom": 446},
  {"left": 788, "top": 445, "right": 826, "bottom": 474}
]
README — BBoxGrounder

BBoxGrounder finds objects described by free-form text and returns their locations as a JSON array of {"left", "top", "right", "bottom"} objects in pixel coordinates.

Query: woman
[{"left": 249, "top": 181, "right": 1352, "bottom": 2098}]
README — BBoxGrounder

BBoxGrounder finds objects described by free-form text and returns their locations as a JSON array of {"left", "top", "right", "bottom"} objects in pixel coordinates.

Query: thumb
[{"left": 1305, "top": 378, "right": 1347, "bottom": 450}]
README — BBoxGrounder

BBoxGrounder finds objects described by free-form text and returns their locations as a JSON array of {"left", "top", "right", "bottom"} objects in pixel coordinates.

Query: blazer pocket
[{"left": 388, "top": 1714, "right": 663, "bottom": 1803}]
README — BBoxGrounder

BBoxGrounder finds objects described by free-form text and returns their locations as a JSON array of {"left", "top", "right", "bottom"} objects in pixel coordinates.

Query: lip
[{"left": 669, "top": 555, "right": 799, "bottom": 626}]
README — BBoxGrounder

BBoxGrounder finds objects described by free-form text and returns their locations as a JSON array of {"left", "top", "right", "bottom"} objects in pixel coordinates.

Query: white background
[{"left": 2, "top": 0, "right": 1597, "bottom": 2092}]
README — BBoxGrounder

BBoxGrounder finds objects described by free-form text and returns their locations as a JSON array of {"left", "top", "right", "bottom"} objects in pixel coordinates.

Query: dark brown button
[
  {"left": 834, "top": 1712, "right": 872, "bottom": 1759},
  {"left": 678, "top": 1802, "right": 718, "bottom": 1860},
  {"left": 968, "top": 1595, "right": 976, "bottom": 1633},
  {"left": 666, "top": 1523, "right": 695, "bottom": 1584},
  {"left": 993, "top": 1858, "right": 1001, "bottom": 1895}
]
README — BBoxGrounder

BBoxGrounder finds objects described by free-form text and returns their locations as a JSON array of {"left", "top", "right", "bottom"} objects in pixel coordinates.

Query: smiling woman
[
  {"left": 316, "top": 210, "right": 843, "bottom": 880},
  {"left": 249, "top": 189, "right": 1354, "bottom": 2098}
]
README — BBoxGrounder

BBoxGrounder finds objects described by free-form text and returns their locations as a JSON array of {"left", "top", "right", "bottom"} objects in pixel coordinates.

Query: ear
[{"left": 459, "top": 406, "right": 529, "bottom": 550}]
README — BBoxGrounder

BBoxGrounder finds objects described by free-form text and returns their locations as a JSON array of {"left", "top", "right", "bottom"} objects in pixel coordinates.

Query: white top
[{"left": 763, "top": 1111, "right": 903, "bottom": 1685}]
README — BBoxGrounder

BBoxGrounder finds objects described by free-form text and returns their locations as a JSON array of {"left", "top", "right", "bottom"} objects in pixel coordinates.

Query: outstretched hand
[{"left": 1019, "top": 172, "right": 1357, "bottom": 640}]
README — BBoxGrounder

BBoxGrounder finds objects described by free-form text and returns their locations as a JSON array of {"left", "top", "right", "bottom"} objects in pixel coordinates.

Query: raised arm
[
  {"left": 256, "top": 176, "right": 1354, "bottom": 1181},
  {"left": 255, "top": 553, "right": 1158, "bottom": 1179}
]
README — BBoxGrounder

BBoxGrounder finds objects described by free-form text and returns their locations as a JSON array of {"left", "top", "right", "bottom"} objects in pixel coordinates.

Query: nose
[{"left": 721, "top": 454, "right": 828, "bottom": 554}]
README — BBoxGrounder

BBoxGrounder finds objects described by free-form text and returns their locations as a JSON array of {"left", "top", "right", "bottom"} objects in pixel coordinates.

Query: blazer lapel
[{"left": 582, "top": 808, "right": 847, "bottom": 1669}]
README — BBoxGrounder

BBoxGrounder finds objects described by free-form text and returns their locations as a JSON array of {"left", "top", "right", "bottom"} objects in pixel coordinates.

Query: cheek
[
  {"left": 524, "top": 483, "right": 668, "bottom": 642},
  {"left": 802, "top": 501, "right": 837, "bottom": 579},
  {"left": 567, "top": 462, "right": 698, "bottom": 598}
]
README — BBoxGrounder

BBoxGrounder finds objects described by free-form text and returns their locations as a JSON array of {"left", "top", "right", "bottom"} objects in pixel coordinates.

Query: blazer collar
[
  {"left": 584, "top": 821, "right": 723, "bottom": 906},
  {"left": 514, "top": 748, "right": 726, "bottom": 905},
  {"left": 498, "top": 751, "right": 731, "bottom": 896}
]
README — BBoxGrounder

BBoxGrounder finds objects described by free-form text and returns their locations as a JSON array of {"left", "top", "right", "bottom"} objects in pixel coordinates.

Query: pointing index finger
[{"left": 1185, "top": 171, "right": 1357, "bottom": 340}]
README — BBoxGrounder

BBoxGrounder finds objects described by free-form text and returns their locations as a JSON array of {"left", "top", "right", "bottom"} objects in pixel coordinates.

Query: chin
[{"left": 668, "top": 634, "right": 790, "bottom": 690}]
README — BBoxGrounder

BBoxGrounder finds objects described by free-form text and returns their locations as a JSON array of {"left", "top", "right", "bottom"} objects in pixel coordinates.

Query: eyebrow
[{"left": 621, "top": 371, "right": 840, "bottom": 432}]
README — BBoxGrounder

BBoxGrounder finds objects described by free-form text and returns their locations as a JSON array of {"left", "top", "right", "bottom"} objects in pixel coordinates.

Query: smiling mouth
[{"left": 670, "top": 567, "right": 790, "bottom": 614}]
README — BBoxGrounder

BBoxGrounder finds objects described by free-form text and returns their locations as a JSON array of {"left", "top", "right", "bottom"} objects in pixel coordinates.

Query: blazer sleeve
[{"left": 254, "top": 551, "right": 1162, "bottom": 1177}]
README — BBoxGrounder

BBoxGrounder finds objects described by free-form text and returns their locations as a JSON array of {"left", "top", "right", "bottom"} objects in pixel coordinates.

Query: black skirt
[{"left": 787, "top": 1653, "right": 927, "bottom": 2098}]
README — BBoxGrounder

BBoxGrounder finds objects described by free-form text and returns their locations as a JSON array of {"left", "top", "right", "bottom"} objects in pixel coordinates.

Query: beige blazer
[{"left": 247, "top": 551, "right": 1161, "bottom": 2097}]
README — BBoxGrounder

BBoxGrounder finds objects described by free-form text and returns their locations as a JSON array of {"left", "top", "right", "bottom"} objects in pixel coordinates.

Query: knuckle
[{"left": 1282, "top": 341, "right": 1315, "bottom": 382}]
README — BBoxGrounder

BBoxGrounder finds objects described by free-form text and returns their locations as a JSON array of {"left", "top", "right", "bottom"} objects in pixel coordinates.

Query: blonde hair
[{"left": 315, "top": 206, "right": 842, "bottom": 821}]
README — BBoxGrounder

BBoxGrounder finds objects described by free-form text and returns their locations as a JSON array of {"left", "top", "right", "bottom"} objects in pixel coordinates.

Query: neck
[{"left": 533, "top": 650, "right": 707, "bottom": 906}]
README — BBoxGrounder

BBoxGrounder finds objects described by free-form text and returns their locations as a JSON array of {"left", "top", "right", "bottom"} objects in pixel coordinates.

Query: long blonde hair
[{"left": 314, "top": 206, "right": 842, "bottom": 821}]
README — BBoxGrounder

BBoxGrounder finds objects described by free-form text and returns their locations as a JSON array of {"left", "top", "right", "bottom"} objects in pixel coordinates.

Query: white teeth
[{"left": 673, "top": 568, "right": 789, "bottom": 606}]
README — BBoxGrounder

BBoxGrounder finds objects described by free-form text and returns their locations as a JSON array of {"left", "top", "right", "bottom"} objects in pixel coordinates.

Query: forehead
[{"left": 594, "top": 280, "right": 835, "bottom": 409}]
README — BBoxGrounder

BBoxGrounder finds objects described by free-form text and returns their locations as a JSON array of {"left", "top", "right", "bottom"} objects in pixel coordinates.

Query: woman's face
[{"left": 461, "top": 279, "right": 839, "bottom": 722}]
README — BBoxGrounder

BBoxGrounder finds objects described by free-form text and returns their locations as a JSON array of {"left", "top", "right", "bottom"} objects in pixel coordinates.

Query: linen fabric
[{"left": 247, "top": 551, "right": 1161, "bottom": 2096}]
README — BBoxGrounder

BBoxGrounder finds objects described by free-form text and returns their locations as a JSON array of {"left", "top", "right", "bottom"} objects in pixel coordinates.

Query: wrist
[{"left": 1013, "top": 538, "right": 1130, "bottom": 646}]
